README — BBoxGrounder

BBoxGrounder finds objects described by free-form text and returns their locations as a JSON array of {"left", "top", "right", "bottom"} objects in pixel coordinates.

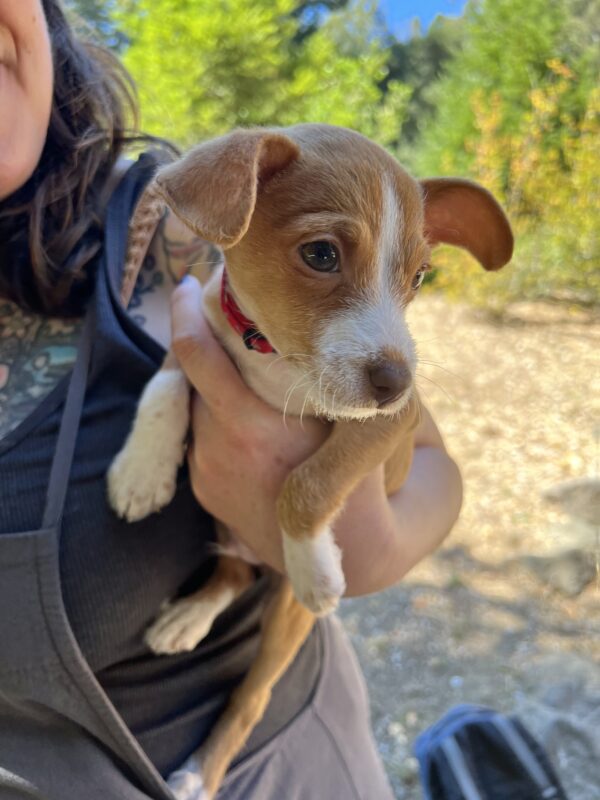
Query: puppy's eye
[
  {"left": 412, "top": 265, "right": 428, "bottom": 290},
  {"left": 300, "top": 241, "right": 340, "bottom": 273}
]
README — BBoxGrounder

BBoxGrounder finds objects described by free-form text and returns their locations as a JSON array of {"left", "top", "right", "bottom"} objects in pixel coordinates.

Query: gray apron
[
  {"left": 0, "top": 167, "right": 395, "bottom": 800},
  {"left": 0, "top": 304, "right": 175, "bottom": 800}
]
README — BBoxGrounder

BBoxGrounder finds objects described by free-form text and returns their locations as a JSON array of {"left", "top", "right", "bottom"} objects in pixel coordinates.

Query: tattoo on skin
[
  {"left": 0, "top": 301, "right": 81, "bottom": 439},
  {"left": 158, "top": 209, "right": 223, "bottom": 283},
  {"left": 128, "top": 248, "right": 165, "bottom": 328},
  {"left": 128, "top": 209, "right": 223, "bottom": 348},
  {"left": 129, "top": 210, "right": 222, "bottom": 328},
  {"left": 0, "top": 208, "right": 222, "bottom": 441}
]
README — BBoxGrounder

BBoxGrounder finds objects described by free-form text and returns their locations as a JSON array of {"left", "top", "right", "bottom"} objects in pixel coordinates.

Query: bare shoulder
[
  {"left": 125, "top": 207, "right": 222, "bottom": 349},
  {"left": 155, "top": 206, "right": 222, "bottom": 284},
  {"left": 0, "top": 208, "right": 221, "bottom": 439}
]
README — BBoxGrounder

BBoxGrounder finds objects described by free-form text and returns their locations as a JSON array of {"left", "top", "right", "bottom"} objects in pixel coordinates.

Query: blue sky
[{"left": 378, "top": 0, "right": 468, "bottom": 39}]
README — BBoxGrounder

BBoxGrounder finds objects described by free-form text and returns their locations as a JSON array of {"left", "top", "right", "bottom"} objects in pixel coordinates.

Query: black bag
[{"left": 414, "top": 704, "right": 569, "bottom": 800}]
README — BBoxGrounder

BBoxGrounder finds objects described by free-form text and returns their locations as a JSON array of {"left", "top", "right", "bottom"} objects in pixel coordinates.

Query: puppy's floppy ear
[
  {"left": 421, "top": 178, "right": 514, "bottom": 270},
  {"left": 154, "top": 129, "right": 299, "bottom": 248}
]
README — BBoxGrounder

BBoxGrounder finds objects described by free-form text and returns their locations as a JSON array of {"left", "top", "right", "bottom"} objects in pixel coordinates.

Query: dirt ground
[{"left": 339, "top": 294, "right": 599, "bottom": 799}]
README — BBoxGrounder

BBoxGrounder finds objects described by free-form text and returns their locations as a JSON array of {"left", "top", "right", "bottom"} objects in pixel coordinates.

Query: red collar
[{"left": 220, "top": 269, "right": 276, "bottom": 354}]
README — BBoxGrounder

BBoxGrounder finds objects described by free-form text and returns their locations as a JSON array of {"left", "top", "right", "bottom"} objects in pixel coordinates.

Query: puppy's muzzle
[{"left": 367, "top": 360, "right": 412, "bottom": 408}]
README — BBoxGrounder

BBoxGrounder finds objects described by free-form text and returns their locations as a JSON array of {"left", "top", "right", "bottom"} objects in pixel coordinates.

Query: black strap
[
  {"left": 40, "top": 154, "right": 161, "bottom": 530},
  {"left": 41, "top": 304, "right": 95, "bottom": 530}
]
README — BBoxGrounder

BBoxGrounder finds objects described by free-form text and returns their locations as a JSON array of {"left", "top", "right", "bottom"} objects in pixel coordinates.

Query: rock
[
  {"left": 398, "top": 756, "right": 420, "bottom": 785},
  {"left": 517, "top": 654, "right": 600, "bottom": 800},
  {"left": 544, "top": 519, "right": 597, "bottom": 552},
  {"left": 543, "top": 477, "right": 600, "bottom": 525},
  {"left": 519, "top": 549, "right": 596, "bottom": 596}
]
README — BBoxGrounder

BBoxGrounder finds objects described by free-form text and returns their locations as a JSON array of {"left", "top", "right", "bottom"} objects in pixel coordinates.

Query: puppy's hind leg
[
  {"left": 146, "top": 556, "right": 254, "bottom": 655},
  {"left": 197, "top": 580, "right": 315, "bottom": 799},
  {"left": 108, "top": 351, "right": 190, "bottom": 522}
]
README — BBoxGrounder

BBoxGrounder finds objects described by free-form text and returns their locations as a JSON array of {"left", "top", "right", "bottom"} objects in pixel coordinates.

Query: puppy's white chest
[
  {"left": 202, "top": 286, "right": 313, "bottom": 417},
  {"left": 240, "top": 354, "right": 314, "bottom": 416}
]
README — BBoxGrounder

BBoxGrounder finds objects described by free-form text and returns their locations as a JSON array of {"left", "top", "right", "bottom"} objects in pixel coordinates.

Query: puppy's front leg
[
  {"left": 278, "top": 398, "right": 419, "bottom": 615},
  {"left": 108, "top": 352, "right": 190, "bottom": 521}
]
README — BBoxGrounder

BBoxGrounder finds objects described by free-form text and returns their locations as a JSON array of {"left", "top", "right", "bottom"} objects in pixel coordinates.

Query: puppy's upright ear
[
  {"left": 421, "top": 178, "right": 513, "bottom": 270},
  {"left": 154, "top": 130, "right": 299, "bottom": 248}
]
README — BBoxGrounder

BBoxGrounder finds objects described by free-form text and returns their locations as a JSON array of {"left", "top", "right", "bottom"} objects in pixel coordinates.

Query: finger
[
  {"left": 186, "top": 440, "right": 208, "bottom": 511},
  {"left": 187, "top": 391, "right": 205, "bottom": 448},
  {"left": 170, "top": 276, "right": 258, "bottom": 413}
]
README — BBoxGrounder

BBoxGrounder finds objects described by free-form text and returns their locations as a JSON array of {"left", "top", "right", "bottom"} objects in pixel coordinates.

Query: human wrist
[
  {"left": 337, "top": 445, "right": 462, "bottom": 597},
  {"left": 333, "top": 467, "right": 399, "bottom": 597}
]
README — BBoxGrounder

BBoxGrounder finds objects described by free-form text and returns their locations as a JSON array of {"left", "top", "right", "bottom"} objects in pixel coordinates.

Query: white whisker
[
  {"left": 415, "top": 380, "right": 433, "bottom": 403},
  {"left": 282, "top": 376, "right": 306, "bottom": 428},
  {"left": 265, "top": 352, "right": 312, "bottom": 375},
  {"left": 299, "top": 374, "right": 321, "bottom": 428},
  {"left": 282, "top": 368, "right": 318, "bottom": 427},
  {"left": 417, "top": 359, "right": 463, "bottom": 382},
  {"left": 185, "top": 260, "right": 224, "bottom": 268},
  {"left": 416, "top": 371, "right": 456, "bottom": 404}
]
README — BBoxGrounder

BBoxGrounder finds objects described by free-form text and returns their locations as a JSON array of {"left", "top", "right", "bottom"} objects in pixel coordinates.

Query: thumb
[{"left": 170, "top": 276, "right": 254, "bottom": 413}]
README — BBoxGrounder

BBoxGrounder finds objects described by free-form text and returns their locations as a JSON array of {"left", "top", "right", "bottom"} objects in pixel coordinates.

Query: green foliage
[
  {"left": 413, "top": 0, "right": 569, "bottom": 175},
  {"left": 276, "top": 2, "right": 411, "bottom": 144},
  {"left": 65, "top": 0, "right": 127, "bottom": 50},
  {"left": 384, "top": 14, "right": 464, "bottom": 150},
  {"left": 70, "top": 0, "right": 598, "bottom": 309},
  {"left": 114, "top": 0, "right": 409, "bottom": 149},
  {"left": 412, "top": 0, "right": 600, "bottom": 308}
]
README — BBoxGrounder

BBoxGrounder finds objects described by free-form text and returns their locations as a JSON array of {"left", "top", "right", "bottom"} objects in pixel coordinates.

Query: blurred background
[
  {"left": 67, "top": 0, "right": 599, "bottom": 308},
  {"left": 67, "top": 1, "right": 598, "bottom": 797}
]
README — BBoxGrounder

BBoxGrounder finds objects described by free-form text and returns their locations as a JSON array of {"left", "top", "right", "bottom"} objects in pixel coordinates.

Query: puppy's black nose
[{"left": 368, "top": 361, "right": 412, "bottom": 408}]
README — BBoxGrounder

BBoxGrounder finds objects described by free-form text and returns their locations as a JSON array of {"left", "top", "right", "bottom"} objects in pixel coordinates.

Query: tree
[
  {"left": 65, "top": 0, "right": 127, "bottom": 50},
  {"left": 406, "top": 0, "right": 599, "bottom": 307},
  {"left": 413, "top": 0, "right": 570, "bottom": 175},
  {"left": 113, "top": 0, "right": 410, "bottom": 148},
  {"left": 384, "top": 14, "right": 464, "bottom": 148}
]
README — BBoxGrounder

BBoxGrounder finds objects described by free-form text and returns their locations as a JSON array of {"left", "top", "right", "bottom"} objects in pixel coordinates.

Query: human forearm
[
  {"left": 174, "top": 279, "right": 462, "bottom": 598},
  {"left": 336, "top": 411, "right": 463, "bottom": 597}
]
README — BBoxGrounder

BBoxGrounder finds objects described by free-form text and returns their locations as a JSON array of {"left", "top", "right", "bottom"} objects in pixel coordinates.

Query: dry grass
[
  {"left": 340, "top": 294, "right": 600, "bottom": 799},
  {"left": 409, "top": 294, "right": 598, "bottom": 562}
]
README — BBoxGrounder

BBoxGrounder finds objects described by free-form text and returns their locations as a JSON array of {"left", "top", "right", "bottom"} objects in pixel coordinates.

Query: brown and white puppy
[{"left": 108, "top": 124, "right": 513, "bottom": 797}]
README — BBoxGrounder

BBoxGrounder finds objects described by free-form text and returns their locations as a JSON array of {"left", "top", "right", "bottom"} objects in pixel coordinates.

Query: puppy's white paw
[
  {"left": 167, "top": 754, "right": 208, "bottom": 800},
  {"left": 107, "top": 368, "right": 190, "bottom": 522},
  {"left": 146, "top": 589, "right": 235, "bottom": 655},
  {"left": 108, "top": 444, "right": 181, "bottom": 522},
  {"left": 283, "top": 527, "right": 346, "bottom": 616}
]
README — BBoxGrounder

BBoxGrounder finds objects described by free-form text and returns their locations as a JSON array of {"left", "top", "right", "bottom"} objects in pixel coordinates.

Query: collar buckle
[{"left": 220, "top": 270, "right": 276, "bottom": 355}]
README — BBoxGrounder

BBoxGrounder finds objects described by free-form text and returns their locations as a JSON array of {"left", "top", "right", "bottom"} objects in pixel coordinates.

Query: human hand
[
  {"left": 171, "top": 276, "right": 462, "bottom": 594},
  {"left": 171, "top": 276, "right": 330, "bottom": 571}
]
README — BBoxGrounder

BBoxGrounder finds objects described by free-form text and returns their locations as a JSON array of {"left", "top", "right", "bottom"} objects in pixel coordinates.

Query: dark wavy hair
[{"left": 0, "top": 0, "right": 157, "bottom": 315}]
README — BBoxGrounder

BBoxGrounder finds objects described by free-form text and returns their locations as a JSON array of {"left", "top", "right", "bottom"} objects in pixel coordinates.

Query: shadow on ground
[
  {"left": 347, "top": 294, "right": 599, "bottom": 798},
  {"left": 340, "top": 547, "right": 600, "bottom": 799}
]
